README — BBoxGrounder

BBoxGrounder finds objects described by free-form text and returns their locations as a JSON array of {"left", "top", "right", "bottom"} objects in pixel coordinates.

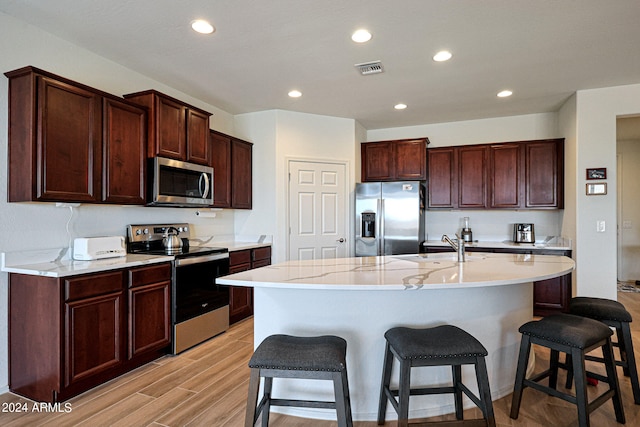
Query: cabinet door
[
  {"left": 37, "top": 76, "right": 102, "bottom": 202},
  {"left": 488, "top": 143, "right": 522, "bottom": 208},
  {"left": 102, "top": 98, "right": 146, "bottom": 204},
  {"left": 427, "top": 148, "right": 457, "bottom": 208},
  {"left": 231, "top": 139, "right": 253, "bottom": 209},
  {"left": 210, "top": 131, "right": 232, "bottom": 208},
  {"left": 533, "top": 273, "right": 571, "bottom": 316},
  {"left": 229, "top": 287, "right": 253, "bottom": 324},
  {"left": 458, "top": 146, "right": 486, "bottom": 208},
  {"left": 361, "top": 142, "right": 394, "bottom": 181},
  {"left": 525, "top": 140, "right": 563, "bottom": 208},
  {"left": 395, "top": 139, "right": 427, "bottom": 180},
  {"left": 156, "top": 96, "right": 187, "bottom": 160},
  {"left": 129, "top": 282, "right": 171, "bottom": 358},
  {"left": 65, "top": 291, "right": 124, "bottom": 387},
  {"left": 186, "top": 109, "right": 211, "bottom": 165}
]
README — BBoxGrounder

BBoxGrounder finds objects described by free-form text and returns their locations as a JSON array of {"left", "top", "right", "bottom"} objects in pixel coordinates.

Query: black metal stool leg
[
  {"left": 571, "top": 347, "right": 590, "bottom": 427},
  {"left": 510, "top": 335, "right": 531, "bottom": 420},
  {"left": 397, "top": 359, "right": 411, "bottom": 427},
  {"left": 475, "top": 356, "right": 496, "bottom": 427},
  {"left": 452, "top": 364, "right": 463, "bottom": 420},
  {"left": 377, "top": 342, "right": 393, "bottom": 425},
  {"left": 603, "top": 338, "right": 626, "bottom": 423},
  {"left": 245, "top": 368, "right": 261, "bottom": 427},
  {"left": 620, "top": 322, "right": 640, "bottom": 404}
]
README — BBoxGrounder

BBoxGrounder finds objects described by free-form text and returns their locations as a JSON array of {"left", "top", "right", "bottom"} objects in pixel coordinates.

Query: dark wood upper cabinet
[
  {"left": 361, "top": 138, "right": 428, "bottom": 182},
  {"left": 427, "top": 147, "right": 457, "bottom": 208},
  {"left": 210, "top": 130, "right": 253, "bottom": 209},
  {"left": 210, "top": 131, "right": 232, "bottom": 207},
  {"left": 458, "top": 145, "right": 487, "bottom": 208},
  {"left": 362, "top": 141, "right": 395, "bottom": 181},
  {"left": 124, "top": 90, "right": 211, "bottom": 165},
  {"left": 428, "top": 138, "right": 564, "bottom": 210},
  {"left": 5, "top": 66, "right": 147, "bottom": 205},
  {"left": 488, "top": 143, "right": 522, "bottom": 209},
  {"left": 525, "top": 139, "right": 564, "bottom": 208},
  {"left": 231, "top": 138, "right": 253, "bottom": 209},
  {"left": 102, "top": 98, "right": 147, "bottom": 204}
]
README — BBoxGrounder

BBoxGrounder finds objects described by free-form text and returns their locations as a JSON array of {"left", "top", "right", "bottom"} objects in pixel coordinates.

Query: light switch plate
[{"left": 597, "top": 220, "right": 606, "bottom": 233}]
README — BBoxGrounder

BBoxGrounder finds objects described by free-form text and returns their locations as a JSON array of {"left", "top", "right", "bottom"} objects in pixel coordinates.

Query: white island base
[{"left": 218, "top": 253, "right": 575, "bottom": 421}]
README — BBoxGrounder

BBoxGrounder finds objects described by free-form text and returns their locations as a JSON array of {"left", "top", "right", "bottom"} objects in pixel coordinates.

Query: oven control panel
[{"left": 128, "top": 223, "right": 191, "bottom": 243}]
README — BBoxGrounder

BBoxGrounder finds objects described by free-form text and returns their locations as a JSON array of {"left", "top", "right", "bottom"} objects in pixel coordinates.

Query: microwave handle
[{"left": 199, "top": 173, "right": 210, "bottom": 198}]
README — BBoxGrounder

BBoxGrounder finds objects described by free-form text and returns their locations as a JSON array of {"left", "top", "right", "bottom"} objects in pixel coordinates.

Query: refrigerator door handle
[{"left": 379, "top": 198, "right": 385, "bottom": 256}]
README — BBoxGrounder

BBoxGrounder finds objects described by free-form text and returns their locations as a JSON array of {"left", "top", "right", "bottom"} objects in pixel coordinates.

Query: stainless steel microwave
[{"left": 149, "top": 157, "right": 214, "bottom": 207}]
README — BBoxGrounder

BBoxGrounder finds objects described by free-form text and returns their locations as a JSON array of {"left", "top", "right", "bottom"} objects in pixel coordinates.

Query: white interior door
[{"left": 288, "top": 160, "right": 348, "bottom": 261}]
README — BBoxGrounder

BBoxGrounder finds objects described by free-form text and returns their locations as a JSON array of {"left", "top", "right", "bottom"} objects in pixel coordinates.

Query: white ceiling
[{"left": 2, "top": 0, "right": 640, "bottom": 130}]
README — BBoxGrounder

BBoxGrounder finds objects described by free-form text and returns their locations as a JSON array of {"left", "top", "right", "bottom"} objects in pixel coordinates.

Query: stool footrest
[{"left": 268, "top": 398, "right": 337, "bottom": 409}]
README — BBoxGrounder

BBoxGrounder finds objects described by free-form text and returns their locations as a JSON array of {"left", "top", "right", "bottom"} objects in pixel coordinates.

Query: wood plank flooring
[{"left": 2, "top": 291, "right": 640, "bottom": 426}]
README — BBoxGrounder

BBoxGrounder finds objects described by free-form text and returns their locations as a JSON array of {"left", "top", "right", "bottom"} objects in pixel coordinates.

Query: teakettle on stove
[{"left": 513, "top": 223, "right": 535, "bottom": 243}]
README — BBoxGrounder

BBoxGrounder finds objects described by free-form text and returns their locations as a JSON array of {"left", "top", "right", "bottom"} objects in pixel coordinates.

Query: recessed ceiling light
[
  {"left": 351, "top": 29, "right": 372, "bottom": 43},
  {"left": 497, "top": 90, "right": 513, "bottom": 98},
  {"left": 288, "top": 90, "right": 302, "bottom": 98},
  {"left": 433, "top": 50, "right": 452, "bottom": 62},
  {"left": 191, "top": 19, "right": 215, "bottom": 34},
  {"left": 394, "top": 103, "right": 407, "bottom": 110}
]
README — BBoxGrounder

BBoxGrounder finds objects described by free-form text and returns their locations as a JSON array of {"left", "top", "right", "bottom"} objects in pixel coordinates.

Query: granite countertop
[
  {"left": 1, "top": 250, "right": 173, "bottom": 278},
  {"left": 217, "top": 252, "right": 575, "bottom": 291},
  {"left": 423, "top": 237, "right": 572, "bottom": 251},
  {"left": 1, "top": 236, "right": 272, "bottom": 278}
]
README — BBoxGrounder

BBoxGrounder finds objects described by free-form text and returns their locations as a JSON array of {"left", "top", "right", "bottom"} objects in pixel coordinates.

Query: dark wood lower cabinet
[
  {"left": 228, "top": 246, "right": 271, "bottom": 324},
  {"left": 9, "top": 263, "right": 171, "bottom": 403},
  {"left": 422, "top": 245, "right": 572, "bottom": 316}
]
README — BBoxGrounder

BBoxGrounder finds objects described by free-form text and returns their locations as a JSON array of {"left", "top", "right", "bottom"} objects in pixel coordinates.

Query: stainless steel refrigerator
[{"left": 355, "top": 181, "right": 425, "bottom": 256}]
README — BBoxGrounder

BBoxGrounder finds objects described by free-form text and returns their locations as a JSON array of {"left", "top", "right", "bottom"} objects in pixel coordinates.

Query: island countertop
[
  {"left": 217, "top": 252, "right": 575, "bottom": 290},
  {"left": 217, "top": 252, "right": 575, "bottom": 421}
]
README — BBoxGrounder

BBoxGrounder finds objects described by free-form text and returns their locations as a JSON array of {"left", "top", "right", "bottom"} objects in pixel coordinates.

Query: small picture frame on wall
[
  {"left": 586, "top": 183, "right": 607, "bottom": 195},
  {"left": 586, "top": 168, "right": 607, "bottom": 180}
]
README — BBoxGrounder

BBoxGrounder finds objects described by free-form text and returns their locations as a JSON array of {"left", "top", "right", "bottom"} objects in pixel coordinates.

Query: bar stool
[
  {"left": 566, "top": 296, "right": 640, "bottom": 404},
  {"left": 244, "top": 334, "right": 353, "bottom": 427},
  {"left": 377, "top": 325, "right": 495, "bottom": 427},
  {"left": 510, "top": 313, "right": 625, "bottom": 427}
]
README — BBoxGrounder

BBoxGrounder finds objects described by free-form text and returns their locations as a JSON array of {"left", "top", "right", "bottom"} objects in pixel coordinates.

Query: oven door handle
[{"left": 174, "top": 253, "right": 229, "bottom": 267}]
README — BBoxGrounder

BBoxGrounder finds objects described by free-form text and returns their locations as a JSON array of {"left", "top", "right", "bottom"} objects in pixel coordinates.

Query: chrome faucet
[{"left": 442, "top": 234, "right": 466, "bottom": 262}]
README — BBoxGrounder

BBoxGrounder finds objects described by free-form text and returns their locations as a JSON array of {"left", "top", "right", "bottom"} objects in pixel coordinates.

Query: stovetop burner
[{"left": 126, "top": 223, "right": 228, "bottom": 258}]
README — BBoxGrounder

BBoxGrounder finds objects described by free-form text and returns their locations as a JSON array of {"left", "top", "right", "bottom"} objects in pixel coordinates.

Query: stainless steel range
[{"left": 127, "top": 223, "right": 230, "bottom": 354}]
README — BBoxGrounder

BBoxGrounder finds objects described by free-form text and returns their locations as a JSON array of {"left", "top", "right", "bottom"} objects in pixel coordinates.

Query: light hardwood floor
[{"left": 2, "top": 292, "right": 640, "bottom": 426}]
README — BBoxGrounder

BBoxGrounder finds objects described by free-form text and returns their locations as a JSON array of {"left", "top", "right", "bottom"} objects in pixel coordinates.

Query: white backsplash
[{"left": 425, "top": 209, "right": 564, "bottom": 243}]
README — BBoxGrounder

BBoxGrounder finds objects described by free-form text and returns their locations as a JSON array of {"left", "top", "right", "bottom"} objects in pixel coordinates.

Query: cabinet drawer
[
  {"left": 252, "top": 246, "right": 271, "bottom": 262},
  {"left": 230, "top": 249, "right": 251, "bottom": 266},
  {"left": 128, "top": 263, "right": 171, "bottom": 288},
  {"left": 252, "top": 259, "right": 271, "bottom": 269},
  {"left": 65, "top": 271, "right": 124, "bottom": 301}
]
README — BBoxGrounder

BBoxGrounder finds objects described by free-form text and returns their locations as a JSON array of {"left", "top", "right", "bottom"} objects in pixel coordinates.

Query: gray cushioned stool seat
[
  {"left": 510, "top": 314, "right": 625, "bottom": 427},
  {"left": 245, "top": 334, "right": 352, "bottom": 427},
  {"left": 568, "top": 296, "right": 640, "bottom": 404},
  {"left": 570, "top": 296, "right": 632, "bottom": 322},
  {"left": 378, "top": 325, "right": 495, "bottom": 427},
  {"left": 518, "top": 312, "right": 613, "bottom": 348},
  {"left": 249, "top": 334, "right": 347, "bottom": 372}
]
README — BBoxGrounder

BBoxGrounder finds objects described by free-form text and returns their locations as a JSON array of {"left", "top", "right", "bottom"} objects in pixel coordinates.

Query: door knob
[{"left": 337, "top": 238, "right": 345, "bottom": 243}]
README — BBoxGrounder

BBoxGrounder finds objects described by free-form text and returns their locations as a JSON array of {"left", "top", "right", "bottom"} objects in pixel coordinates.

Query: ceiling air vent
[{"left": 355, "top": 60, "right": 384, "bottom": 75}]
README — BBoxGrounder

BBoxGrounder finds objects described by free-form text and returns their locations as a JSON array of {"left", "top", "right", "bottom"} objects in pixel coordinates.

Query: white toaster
[{"left": 73, "top": 236, "right": 126, "bottom": 260}]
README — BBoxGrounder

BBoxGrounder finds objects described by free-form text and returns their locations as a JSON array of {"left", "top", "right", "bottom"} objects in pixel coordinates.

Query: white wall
[
  {"left": 573, "top": 83, "right": 640, "bottom": 298},
  {"left": 367, "top": 113, "right": 564, "bottom": 242},
  {"left": 617, "top": 139, "right": 640, "bottom": 281},
  {"left": 0, "top": 12, "right": 238, "bottom": 394},
  {"left": 234, "top": 110, "right": 358, "bottom": 263}
]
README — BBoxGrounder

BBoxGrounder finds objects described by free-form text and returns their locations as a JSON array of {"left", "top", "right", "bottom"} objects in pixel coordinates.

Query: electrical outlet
[{"left": 596, "top": 220, "right": 606, "bottom": 233}]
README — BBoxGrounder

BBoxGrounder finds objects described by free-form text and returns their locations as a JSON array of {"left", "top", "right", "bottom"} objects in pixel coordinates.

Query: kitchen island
[{"left": 217, "top": 252, "right": 574, "bottom": 422}]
